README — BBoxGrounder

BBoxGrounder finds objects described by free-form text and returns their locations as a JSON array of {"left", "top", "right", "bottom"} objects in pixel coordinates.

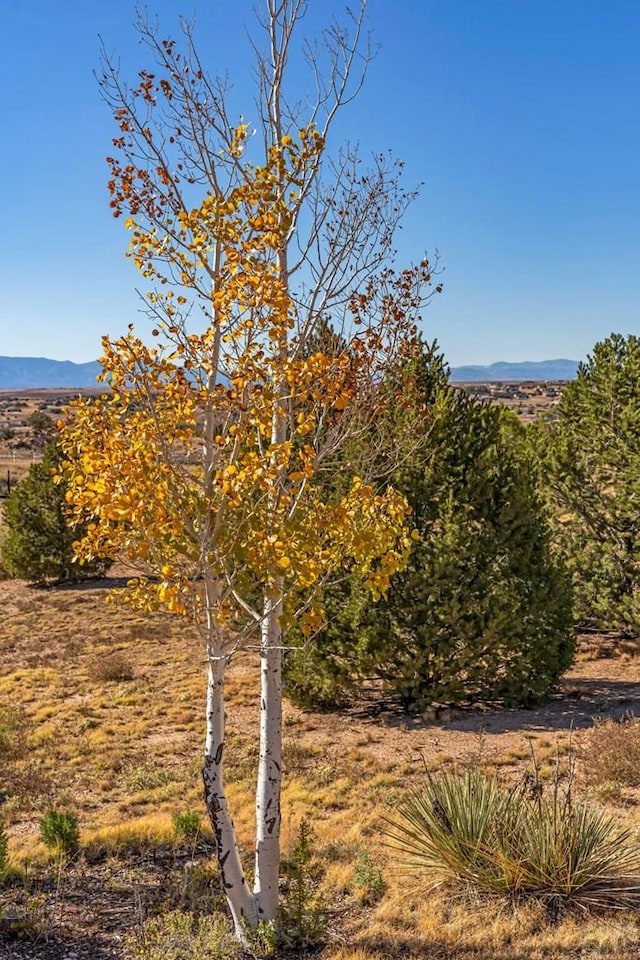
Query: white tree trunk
[
  {"left": 253, "top": 582, "right": 284, "bottom": 921},
  {"left": 203, "top": 653, "right": 258, "bottom": 939}
]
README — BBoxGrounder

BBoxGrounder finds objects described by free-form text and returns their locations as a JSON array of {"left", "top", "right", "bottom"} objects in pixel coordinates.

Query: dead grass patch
[
  {"left": 88, "top": 651, "right": 137, "bottom": 683},
  {"left": 1, "top": 575, "right": 640, "bottom": 957},
  {"left": 583, "top": 715, "right": 640, "bottom": 788}
]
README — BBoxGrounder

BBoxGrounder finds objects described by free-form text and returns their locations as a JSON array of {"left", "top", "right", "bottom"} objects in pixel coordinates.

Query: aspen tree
[{"left": 60, "top": 1, "right": 438, "bottom": 940}]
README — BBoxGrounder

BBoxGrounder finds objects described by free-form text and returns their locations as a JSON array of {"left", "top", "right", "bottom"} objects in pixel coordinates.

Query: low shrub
[
  {"left": 583, "top": 716, "right": 640, "bottom": 788},
  {"left": 352, "top": 850, "right": 386, "bottom": 904},
  {"left": 40, "top": 809, "right": 80, "bottom": 857},
  {"left": 124, "top": 910, "right": 239, "bottom": 960},
  {"left": 0, "top": 705, "right": 50, "bottom": 806},
  {"left": 279, "top": 818, "right": 326, "bottom": 950},
  {"left": 172, "top": 860, "right": 223, "bottom": 914},
  {"left": 172, "top": 808, "right": 202, "bottom": 842},
  {"left": 384, "top": 769, "right": 640, "bottom": 914},
  {"left": 89, "top": 652, "right": 136, "bottom": 683}
]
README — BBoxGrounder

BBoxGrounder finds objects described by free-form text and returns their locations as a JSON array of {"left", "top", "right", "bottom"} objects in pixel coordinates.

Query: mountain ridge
[
  {"left": 449, "top": 358, "right": 579, "bottom": 382},
  {"left": 0, "top": 357, "right": 102, "bottom": 389},
  {"left": 0, "top": 355, "right": 580, "bottom": 389}
]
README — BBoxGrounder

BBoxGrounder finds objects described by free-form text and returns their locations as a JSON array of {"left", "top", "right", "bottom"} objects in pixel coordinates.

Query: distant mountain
[
  {"left": 450, "top": 359, "right": 579, "bottom": 382},
  {"left": 0, "top": 357, "right": 102, "bottom": 389},
  {"left": 0, "top": 355, "right": 580, "bottom": 389}
]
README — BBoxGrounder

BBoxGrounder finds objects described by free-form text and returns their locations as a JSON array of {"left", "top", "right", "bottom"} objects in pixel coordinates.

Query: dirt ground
[{"left": 1, "top": 571, "right": 640, "bottom": 959}]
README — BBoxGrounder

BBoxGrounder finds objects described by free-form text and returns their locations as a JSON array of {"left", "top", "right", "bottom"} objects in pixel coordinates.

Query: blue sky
[{"left": 1, "top": 0, "right": 638, "bottom": 366}]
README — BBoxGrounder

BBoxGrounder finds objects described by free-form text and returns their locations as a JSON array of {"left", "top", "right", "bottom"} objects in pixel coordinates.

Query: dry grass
[
  {"left": 583, "top": 716, "right": 640, "bottom": 789},
  {"left": 1, "top": 573, "right": 640, "bottom": 958},
  {"left": 88, "top": 651, "right": 137, "bottom": 683}
]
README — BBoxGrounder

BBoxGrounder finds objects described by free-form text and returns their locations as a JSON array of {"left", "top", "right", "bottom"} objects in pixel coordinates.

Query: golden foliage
[{"left": 59, "top": 129, "right": 414, "bottom": 640}]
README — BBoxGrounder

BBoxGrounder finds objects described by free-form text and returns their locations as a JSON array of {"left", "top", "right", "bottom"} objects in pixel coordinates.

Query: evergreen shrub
[
  {"left": 40, "top": 808, "right": 80, "bottom": 857},
  {"left": 532, "top": 333, "right": 640, "bottom": 634},
  {"left": 1, "top": 443, "right": 112, "bottom": 583},
  {"left": 285, "top": 343, "right": 574, "bottom": 710}
]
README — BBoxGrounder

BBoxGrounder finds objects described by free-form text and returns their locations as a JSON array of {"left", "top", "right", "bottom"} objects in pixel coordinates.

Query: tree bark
[
  {"left": 203, "top": 653, "right": 258, "bottom": 939},
  {"left": 254, "top": 582, "right": 284, "bottom": 921}
]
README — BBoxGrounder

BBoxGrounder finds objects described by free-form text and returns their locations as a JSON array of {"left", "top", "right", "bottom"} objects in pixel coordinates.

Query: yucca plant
[{"left": 384, "top": 769, "right": 640, "bottom": 913}]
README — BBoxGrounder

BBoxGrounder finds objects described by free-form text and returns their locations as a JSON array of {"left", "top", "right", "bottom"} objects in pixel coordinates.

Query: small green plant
[
  {"left": 352, "top": 850, "right": 386, "bottom": 904},
  {"left": 278, "top": 818, "right": 325, "bottom": 950},
  {"left": 39, "top": 809, "right": 80, "bottom": 857},
  {"left": 243, "top": 917, "right": 277, "bottom": 957},
  {"left": 384, "top": 767, "right": 640, "bottom": 914},
  {"left": 172, "top": 808, "right": 202, "bottom": 843},
  {"left": 124, "top": 909, "right": 239, "bottom": 960}
]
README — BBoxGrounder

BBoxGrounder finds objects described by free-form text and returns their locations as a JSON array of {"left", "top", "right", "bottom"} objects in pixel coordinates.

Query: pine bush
[
  {"left": 532, "top": 333, "right": 640, "bottom": 634},
  {"left": 285, "top": 343, "right": 574, "bottom": 710},
  {"left": 40, "top": 808, "right": 80, "bottom": 856},
  {"left": 1, "top": 443, "right": 112, "bottom": 583}
]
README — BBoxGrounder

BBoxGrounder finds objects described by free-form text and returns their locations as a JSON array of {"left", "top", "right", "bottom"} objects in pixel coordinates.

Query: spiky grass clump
[{"left": 384, "top": 769, "right": 640, "bottom": 913}]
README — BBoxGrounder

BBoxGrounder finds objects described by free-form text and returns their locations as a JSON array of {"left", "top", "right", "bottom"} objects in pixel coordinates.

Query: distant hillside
[
  {"left": 450, "top": 359, "right": 579, "bottom": 382},
  {"left": 0, "top": 355, "right": 580, "bottom": 389},
  {"left": 0, "top": 357, "right": 102, "bottom": 389}
]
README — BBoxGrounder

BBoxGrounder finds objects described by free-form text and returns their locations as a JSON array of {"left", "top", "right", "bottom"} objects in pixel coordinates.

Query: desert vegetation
[
  {"left": 284, "top": 342, "right": 574, "bottom": 712},
  {"left": 1, "top": 0, "right": 640, "bottom": 957},
  {"left": 0, "top": 578, "right": 639, "bottom": 958},
  {"left": 532, "top": 333, "right": 640, "bottom": 635},
  {"left": 0, "top": 443, "right": 112, "bottom": 584},
  {"left": 1, "top": 354, "right": 640, "bottom": 958}
]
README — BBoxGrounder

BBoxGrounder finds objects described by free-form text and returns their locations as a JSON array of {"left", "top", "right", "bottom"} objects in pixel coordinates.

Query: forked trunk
[
  {"left": 203, "top": 653, "right": 258, "bottom": 939},
  {"left": 254, "top": 584, "right": 284, "bottom": 921}
]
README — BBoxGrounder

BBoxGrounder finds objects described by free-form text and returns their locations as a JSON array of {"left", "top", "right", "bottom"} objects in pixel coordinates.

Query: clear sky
[{"left": 2, "top": 0, "right": 639, "bottom": 367}]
